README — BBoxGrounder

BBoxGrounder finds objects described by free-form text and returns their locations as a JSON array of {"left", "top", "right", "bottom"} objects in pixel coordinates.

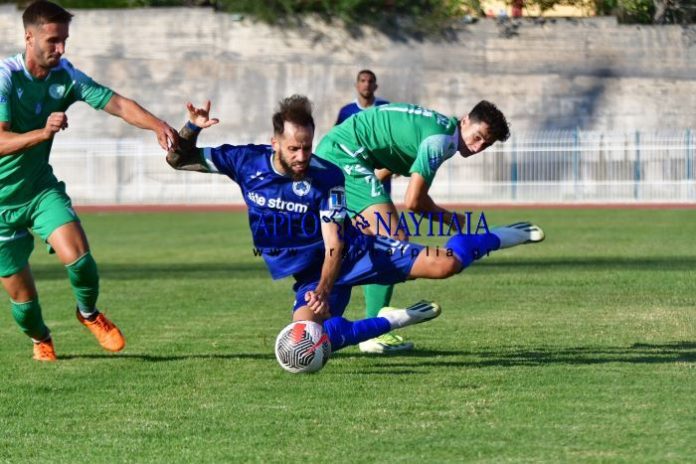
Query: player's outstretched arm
[
  {"left": 304, "top": 219, "right": 345, "bottom": 318},
  {"left": 403, "top": 173, "right": 466, "bottom": 224},
  {"left": 166, "top": 101, "right": 220, "bottom": 173},
  {"left": 104, "top": 93, "right": 179, "bottom": 151},
  {"left": 0, "top": 115, "right": 68, "bottom": 157}
]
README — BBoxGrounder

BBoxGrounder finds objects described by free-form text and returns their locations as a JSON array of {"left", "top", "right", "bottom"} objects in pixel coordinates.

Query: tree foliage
[{"left": 6, "top": 0, "right": 695, "bottom": 26}]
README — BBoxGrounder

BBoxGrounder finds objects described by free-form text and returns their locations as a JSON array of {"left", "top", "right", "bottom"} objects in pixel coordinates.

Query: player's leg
[
  {"left": 354, "top": 201, "right": 412, "bottom": 352},
  {"left": 292, "top": 283, "right": 389, "bottom": 352},
  {"left": 292, "top": 282, "right": 439, "bottom": 352},
  {"left": 341, "top": 160, "right": 415, "bottom": 352},
  {"left": 407, "top": 233, "right": 500, "bottom": 279},
  {"left": 0, "top": 216, "right": 55, "bottom": 361},
  {"left": 314, "top": 139, "right": 401, "bottom": 318},
  {"left": 2, "top": 266, "right": 57, "bottom": 362},
  {"left": 407, "top": 222, "right": 545, "bottom": 279},
  {"left": 34, "top": 187, "right": 125, "bottom": 352}
]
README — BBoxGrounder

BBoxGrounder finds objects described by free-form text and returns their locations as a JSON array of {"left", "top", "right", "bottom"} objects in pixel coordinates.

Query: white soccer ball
[{"left": 275, "top": 320, "right": 331, "bottom": 374}]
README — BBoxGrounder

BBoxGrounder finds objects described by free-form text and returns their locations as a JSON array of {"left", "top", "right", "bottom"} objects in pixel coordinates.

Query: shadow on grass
[
  {"left": 29, "top": 256, "right": 696, "bottom": 282},
  {"left": 60, "top": 353, "right": 275, "bottom": 362},
  {"left": 479, "top": 256, "right": 696, "bottom": 271},
  {"left": 31, "top": 262, "right": 270, "bottom": 281},
  {"left": 335, "top": 341, "right": 696, "bottom": 369},
  {"left": 59, "top": 342, "right": 695, "bottom": 369}
]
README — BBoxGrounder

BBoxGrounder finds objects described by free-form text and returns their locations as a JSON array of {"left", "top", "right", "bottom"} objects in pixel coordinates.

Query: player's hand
[
  {"left": 156, "top": 121, "right": 180, "bottom": 151},
  {"left": 43, "top": 112, "right": 68, "bottom": 138},
  {"left": 305, "top": 290, "right": 330, "bottom": 318},
  {"left": 186, "top": 100, "right": 220, "bottom": 130}
]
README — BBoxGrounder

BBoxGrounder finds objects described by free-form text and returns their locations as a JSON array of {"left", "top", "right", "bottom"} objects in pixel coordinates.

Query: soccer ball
[{"left": 275, "top": 320, "right": 331, "bottom": 374}]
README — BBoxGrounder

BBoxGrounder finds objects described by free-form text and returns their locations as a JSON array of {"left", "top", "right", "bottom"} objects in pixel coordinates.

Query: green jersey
[
  {"left": 0, "top": 54, "right": 114, "bottom": 206},
  {"left": 319, "top": 103, "right": 460, "bottom": 186}
]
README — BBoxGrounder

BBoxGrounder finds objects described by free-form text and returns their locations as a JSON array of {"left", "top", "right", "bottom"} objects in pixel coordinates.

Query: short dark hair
[
  {"left": 469, "top": 100, "right": 510, "bottom": 142},
  {"left": 272, "top": 95, "right": 315, "bottom": 135},
  {"left": 356, "top": 69, "right": 377, "bottom": 82},
  {"left": 23, "top": 1, "right": 73, "bottom": 28}
]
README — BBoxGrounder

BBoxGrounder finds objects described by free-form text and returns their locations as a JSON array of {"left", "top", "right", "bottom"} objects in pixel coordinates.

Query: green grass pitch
[{"left": 0, "top": 209, "right": 694, "bottom": 463}]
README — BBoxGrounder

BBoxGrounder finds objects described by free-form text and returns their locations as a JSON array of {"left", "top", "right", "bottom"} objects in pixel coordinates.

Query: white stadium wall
[{"left": 0, "top": 6, "right": 694, "bottom": 204}]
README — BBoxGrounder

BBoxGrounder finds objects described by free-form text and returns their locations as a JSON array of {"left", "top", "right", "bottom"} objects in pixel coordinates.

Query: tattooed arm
[{"left": 166, "top": 100, "right": 220, "bottom": 172}]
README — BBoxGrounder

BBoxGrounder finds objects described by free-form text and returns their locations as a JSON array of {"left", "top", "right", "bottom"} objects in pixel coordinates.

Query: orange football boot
[
  {"left": 33, "top": 338, "right": 57, "bottom": 362},
  {"left": 76, "top": 311, "right": 126, "bottom": 352}
]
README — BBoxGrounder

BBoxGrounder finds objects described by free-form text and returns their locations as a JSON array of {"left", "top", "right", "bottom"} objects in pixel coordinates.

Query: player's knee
[
  {"left": 426, "top": 255, "right": 460, "bottom": 279},
  {"left": 439, "top": 256, "right": 461, "bottom": 278},
  {"left": 293, "top": 306, "right": 326, "bottom": 323}
]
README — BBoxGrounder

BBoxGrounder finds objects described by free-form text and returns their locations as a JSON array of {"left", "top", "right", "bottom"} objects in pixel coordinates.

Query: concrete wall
[{"left": 1, "top": 6, "right": 695, "bottom": 148}]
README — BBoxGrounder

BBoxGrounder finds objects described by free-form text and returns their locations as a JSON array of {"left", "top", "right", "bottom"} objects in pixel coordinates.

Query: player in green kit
[
  {"left": 315, "top": 101, "right": 516, "bottom": 353},
  {"left": 0, "top": 1, "right": 178, "bottom": 361}
]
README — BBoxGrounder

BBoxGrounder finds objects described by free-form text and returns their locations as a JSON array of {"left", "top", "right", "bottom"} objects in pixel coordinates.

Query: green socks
[
  {"left": 65, "top": 251, "right": 99, "bottom": 314},
  {"left": 11, "top": 299, "right": 49, "bottom": 341},
  {"left": 363, "top": 283, "right": 394, "bottom": 318}
]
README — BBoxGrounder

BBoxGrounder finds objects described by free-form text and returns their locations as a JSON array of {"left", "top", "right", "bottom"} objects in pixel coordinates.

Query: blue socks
[
  {"left": 320, "top": 234, "right": 503, "bottom": 351},
  {"left": 322, "top": 316, "right": 391, "bottom": 352},
  {"left": 445, "top": 233, "right": 501, "bottom": 271}
]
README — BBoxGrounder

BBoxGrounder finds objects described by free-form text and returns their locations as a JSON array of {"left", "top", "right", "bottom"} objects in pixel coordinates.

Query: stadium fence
[{"left": 50, "top": 130, "right": 696, "bottom": 205}]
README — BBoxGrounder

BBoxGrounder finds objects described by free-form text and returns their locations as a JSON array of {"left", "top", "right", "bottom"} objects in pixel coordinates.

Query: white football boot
[
  {"left": 377, "top": 300, "right": 442, "bottom": 330},
  {"left": 490, "top": 222, "right": 545, "bottom": 249}
]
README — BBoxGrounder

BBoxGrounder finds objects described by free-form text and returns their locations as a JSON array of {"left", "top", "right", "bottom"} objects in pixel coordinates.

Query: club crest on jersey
[
  {"left": 292, "top": 179, "right": 311, "bottom": 197},
  {"left": 49, "top": 84, "right": 67, "bottom": 99}
]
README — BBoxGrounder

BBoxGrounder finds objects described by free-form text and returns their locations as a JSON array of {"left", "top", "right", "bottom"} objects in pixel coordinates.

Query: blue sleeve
[
  {"left": 335, "top": 105, "right": 354, "bottom": 126},
  {"left": 319, "top": 169, "right": 347, "bottom": 223},
  {"left": 202, "top": 144, "right": 246, "bottom": 181}
]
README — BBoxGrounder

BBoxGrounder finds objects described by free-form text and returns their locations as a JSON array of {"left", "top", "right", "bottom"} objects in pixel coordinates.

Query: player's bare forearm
[
  {"left": 0, "top": 128, "right": 51, "bottom": 156},
  {"left": 165, "top": 124, "right": 208, "bottom": 172},
  {"left": 104, "top": 93, "right": 178, "bottom": 151},
  {"left": 404, "top": 173, "right": 464, "bottom": 224},
  {"left": 105, "top": 94, "right": 161, "bottom": 130},
  {"left": 305, "top": 221, "right": 345, "bottom": 315},
  {"left": 407, "top": 193, "right": 465, "bottom": 225},
  {"left": 318, "top": 240, "right": 344, "bottom": 295},
  {"left": 0, "top": 116, "right": 66, "bottom": 156}
]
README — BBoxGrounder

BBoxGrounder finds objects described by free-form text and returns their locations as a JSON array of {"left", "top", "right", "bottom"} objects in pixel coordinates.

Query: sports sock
[
  {"left": 322, "top": 316, "right": 391, "bottom": 352},
  {"left": 363, "top": 283, "right": 394, "bottom": 318},
  {"left": 11, "top": 299, "right": 50, "bottom": 341},
  {"left": 65, "top": 252, "right": 99, "bottom": 317},
  {"left": 445, "top": 233, "right": 501, "bottom": 271}
]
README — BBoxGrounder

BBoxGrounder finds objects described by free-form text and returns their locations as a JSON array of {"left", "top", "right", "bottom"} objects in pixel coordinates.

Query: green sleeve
[
  {"left": 0, "top": 68, "right": 11, "bottom": 122},
  {"left": 72, "top": 68, "right": 114, "bottom": 110},
  {"left": 409, "top": 133, "right": 457, "bottom": 186}
]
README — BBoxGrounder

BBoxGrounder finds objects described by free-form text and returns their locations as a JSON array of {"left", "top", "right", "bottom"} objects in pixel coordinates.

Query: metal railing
[{"left": 49, "top": 130, "right": 696, "bottom": 205}]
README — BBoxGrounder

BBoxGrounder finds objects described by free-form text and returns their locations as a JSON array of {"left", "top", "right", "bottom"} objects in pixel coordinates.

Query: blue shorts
[{"left": 292, "top": 235, "right": 425, "bottom": 317}]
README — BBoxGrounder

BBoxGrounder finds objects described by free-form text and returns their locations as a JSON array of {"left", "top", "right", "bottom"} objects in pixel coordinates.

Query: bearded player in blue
[{"left": 166, "top": 96, "right": 544, "bottom": 352}]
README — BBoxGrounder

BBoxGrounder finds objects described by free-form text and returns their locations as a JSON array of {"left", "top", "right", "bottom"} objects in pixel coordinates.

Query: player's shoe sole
[
  {"left": 491, "top": 221, "right": 545, "bottom": 248},
  {"left": 359, "top": 332, "right": 415, "bottom": 354},
  {"left": 33, "top": 338, "right": 57, "bottom": 362},
  {"left": 76, "top": 310, "right": 126, "bottom": 352}
]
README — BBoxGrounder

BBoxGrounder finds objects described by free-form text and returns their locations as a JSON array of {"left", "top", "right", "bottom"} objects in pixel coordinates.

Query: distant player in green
[
  {"left": 0, "top": 1, "right": 179, "bottom": 361},
  {"left": 315, "top": 101, "right": 510, "bottom": 353}
]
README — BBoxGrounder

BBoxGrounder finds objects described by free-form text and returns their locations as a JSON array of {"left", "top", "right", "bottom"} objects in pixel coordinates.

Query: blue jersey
[
  {"left": 202, "top": 144, "right": 347, "bottom": 279},
  {"left": 335, "top": 98, "right": 389, "bottom": 125}
]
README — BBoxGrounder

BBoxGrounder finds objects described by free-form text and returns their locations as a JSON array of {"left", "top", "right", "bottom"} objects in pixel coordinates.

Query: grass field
[{"left": 0, "top": 208, "right": 694, "bottom": 463}]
